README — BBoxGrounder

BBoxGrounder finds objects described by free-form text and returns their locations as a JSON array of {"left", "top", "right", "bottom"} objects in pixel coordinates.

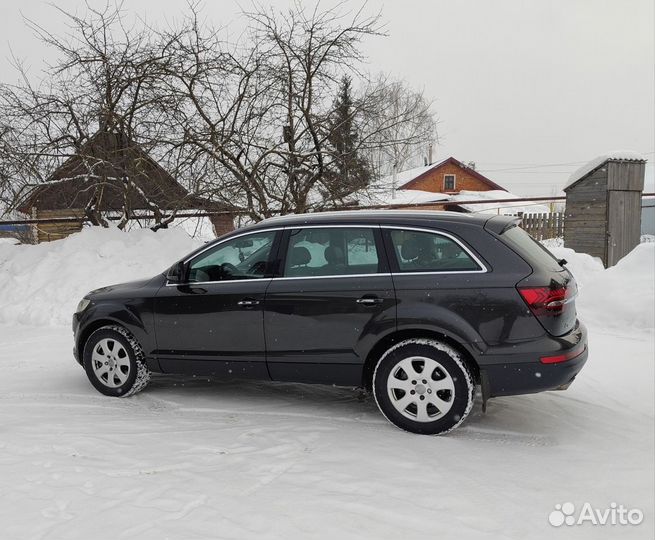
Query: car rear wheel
[
  {"left": 373, "top": 338, "right": 475, "bottom": 435},
  {"left": 83, "top": 325, "right": 150, "bottom": 397}
]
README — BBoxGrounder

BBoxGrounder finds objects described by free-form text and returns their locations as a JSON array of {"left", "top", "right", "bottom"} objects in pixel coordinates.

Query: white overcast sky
[{"left": 0, "top": 0, "right": 653, "bottom": 196}]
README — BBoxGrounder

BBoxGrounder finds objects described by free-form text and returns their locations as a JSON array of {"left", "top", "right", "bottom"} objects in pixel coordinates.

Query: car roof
[{"left": 251, "top": 210, "right": 494, "bottom": 229}]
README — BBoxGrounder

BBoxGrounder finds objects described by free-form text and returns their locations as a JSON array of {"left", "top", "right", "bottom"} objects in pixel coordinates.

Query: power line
[{"left": 477, "top": 151, "right": 654, "bottom": 173}]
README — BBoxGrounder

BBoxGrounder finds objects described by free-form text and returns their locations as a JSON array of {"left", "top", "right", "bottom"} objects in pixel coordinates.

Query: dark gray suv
[{"left": 72, "top": 211, "right": 588, "bottom": 435}]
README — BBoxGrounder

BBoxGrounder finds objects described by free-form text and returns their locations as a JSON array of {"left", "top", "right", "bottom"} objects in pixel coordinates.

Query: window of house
[
  {"left": 188, "top": 231, "right": 277, "bottom": 282},
  {"left": 444, "top": 174, "right": 456, "bottom": 191},
  {"left": 284, "top": 227, "right": 380, "bottom": 277},
  {"left": 389, "top": 229, "right": 482, "bottom": 272}
]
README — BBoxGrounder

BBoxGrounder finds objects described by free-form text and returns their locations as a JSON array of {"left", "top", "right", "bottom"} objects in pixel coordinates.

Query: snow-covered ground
[{"left": 0, "top": 227, "right": 653, "bottom": 539}]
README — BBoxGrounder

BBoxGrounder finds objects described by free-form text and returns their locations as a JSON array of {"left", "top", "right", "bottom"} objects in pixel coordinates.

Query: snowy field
[{"left": 0, "top": 227, "right": 653, "bottom": 539}]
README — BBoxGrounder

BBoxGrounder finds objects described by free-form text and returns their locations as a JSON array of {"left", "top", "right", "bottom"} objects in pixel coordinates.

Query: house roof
[
  {"left": 16, "top": 131, "right": 225, "bottom": 215},
  {"left": 397, "top": 156, "right": 506, "bottom": 191},
  {"left": 349, "top": 187, "right": 450, "bottom": 208},
  {"left": 564, "top": 151, "right": 647, "bottom": 191}
]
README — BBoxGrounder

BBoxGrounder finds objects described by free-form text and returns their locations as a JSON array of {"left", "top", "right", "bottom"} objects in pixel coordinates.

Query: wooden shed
[
  {"left": 16, "top": 131, "right": 234, "bottom": 242},
  {"left": 563, "top": 153, "right": 646, "bottom": 266}
]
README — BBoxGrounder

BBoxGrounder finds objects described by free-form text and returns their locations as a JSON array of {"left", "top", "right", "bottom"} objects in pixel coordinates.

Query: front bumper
[
  {"left": 72, "top": 311, "right": 85, "bottom": 365},
  {"left": 480, "top": 322, "right": 588, "bottom": 397}
]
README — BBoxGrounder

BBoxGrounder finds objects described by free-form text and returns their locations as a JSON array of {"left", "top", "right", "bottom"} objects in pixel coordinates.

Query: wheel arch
[
  {"left": 361, "top": 328, "right": 481, "bottom": 391},
  {"left": 77, "top": 318, "right": 129, "bottom": 360}
]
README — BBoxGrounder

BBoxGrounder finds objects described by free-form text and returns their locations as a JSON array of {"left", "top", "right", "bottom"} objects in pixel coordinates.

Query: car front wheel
[
  {"left": 83, "top": 325, "right": 151, "bottom": 397},
  {"left": 373, "top": 338, "right": 475, "bottom": 435}
]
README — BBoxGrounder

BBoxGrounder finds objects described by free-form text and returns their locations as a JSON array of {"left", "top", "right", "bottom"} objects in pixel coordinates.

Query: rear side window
[
  {"left": 500, "top": 226, "right": 562, "bottom": 272},
  {"left": 388, "top": 229, "right": 482, "bottom": 272},
  {"left": 284, "top": 227, "right": 380, "bottom": 277}
]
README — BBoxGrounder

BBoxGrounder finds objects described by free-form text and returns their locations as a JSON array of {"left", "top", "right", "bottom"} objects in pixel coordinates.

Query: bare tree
[
  {"left": 154, "top": 2, "right": 386, "bottom": 220},
  {"left": 0, "top": 3, "right": 198, "bottom": 228},
  {"left": 0, "top": 1, "right": 439, "bottom": 225},
  {"left": 360, "top": 76, "right": 438, "bottom": 190}
]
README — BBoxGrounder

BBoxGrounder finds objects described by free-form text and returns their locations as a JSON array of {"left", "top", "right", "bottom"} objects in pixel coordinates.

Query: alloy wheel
[
  {"left": 386, "top": 356, "right": 456, "bottom": 422},
  {"left": 91, "top": 338, "right": 131, "bottom": 388}
]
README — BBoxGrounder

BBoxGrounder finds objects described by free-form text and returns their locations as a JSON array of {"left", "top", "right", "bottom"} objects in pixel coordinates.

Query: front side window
[
  {"left": 444, "top": 174, "right": 456, "bottom": 191},
  {"left": 284, "top": 227, "right": 380, "bottom": 277},
  {"left": 389, "top": 229, "right": 482, "bottom": 272},
  {"left": 188, "top": 231, "right": 277, "bottom": 282}
]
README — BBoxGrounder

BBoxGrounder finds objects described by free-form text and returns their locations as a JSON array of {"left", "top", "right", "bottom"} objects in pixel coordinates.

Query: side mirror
[{"left": 166, "top": 261, "right": 187, "bottom": 283}]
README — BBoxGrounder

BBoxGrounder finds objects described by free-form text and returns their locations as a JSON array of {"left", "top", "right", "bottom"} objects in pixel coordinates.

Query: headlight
[{"left": 75, "top": 298, "right": 91, "bottom": 313}]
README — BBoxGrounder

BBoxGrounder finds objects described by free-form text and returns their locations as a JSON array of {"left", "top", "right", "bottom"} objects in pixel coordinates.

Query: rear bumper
[{"left": 480, "top": 322, "right": 588, "bottom": 397}]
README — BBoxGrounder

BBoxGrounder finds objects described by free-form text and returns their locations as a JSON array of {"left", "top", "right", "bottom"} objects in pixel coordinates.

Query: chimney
[{"left": 428, "top": 144, "right": 433, "bottom": 165}]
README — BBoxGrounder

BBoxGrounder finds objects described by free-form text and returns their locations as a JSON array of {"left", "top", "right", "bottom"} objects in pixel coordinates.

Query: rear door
[{"left": 264, "top": 226, "right": 396, "bottom": 385}]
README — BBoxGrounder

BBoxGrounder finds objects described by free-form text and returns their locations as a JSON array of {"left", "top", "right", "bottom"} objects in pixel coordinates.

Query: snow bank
[
  {"left": 0, "top": 226, "right": 201, "bottom": 325},
  {"left": 1, "top": 225, "right": 652, "bottom": 332},
  {"left": 124, "top": 216, "right": 218, "bottom": 243},
  {"left": 564, "top": 151, "right": 646, "bottom": 189},
  {"left": 547, "top": 243, "right": 654, "bottom": 331}
]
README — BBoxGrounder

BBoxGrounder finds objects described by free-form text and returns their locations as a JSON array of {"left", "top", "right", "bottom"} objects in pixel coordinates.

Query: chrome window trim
[
  {"left": 381, "top": 225, "right": 488, "bottom": 274},
  {"left": 165, "top": 277, "right": 273, "bottom": 287},
  {"left": 164, "top": 223, "right": 488, "bottom": 286},
  {"left": 275, "top": 273, "right": 392, "bottom": 281},
  {"left": 285, "top": 224, "right": 379, "bottom": 229}
]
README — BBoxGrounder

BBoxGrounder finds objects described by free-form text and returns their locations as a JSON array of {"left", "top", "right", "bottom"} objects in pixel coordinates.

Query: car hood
[{"left": 87, "top": 276, "right": 159, "bottom": 300}]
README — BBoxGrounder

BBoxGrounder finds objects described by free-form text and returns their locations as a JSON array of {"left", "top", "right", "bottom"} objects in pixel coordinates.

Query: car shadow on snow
[{"left": 138, "top": 374, "right": 593, "bottom": 444}]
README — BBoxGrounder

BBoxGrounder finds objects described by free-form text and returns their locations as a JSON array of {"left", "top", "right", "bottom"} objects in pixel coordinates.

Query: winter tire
[
  {"left": 373, "top": 338, "right": 475, "bottom": 435},
  {"left": 83, "top": 325, "right": 151, "bottom": 397}
]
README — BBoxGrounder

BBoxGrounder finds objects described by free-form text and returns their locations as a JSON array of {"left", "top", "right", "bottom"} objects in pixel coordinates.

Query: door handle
[
  {"left": 356, "top": 296, "right": 384, "bottom": 306},
  {"left": 238, "top": 298, "right": 261, "bottom": 307}
]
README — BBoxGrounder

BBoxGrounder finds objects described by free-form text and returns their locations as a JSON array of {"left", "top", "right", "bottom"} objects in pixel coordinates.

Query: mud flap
[{"left": 480, "top": 370, "right": 491, "bottom": 413}]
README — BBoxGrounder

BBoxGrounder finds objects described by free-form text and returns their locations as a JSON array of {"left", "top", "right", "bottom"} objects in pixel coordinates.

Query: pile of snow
[
  {"left": 1, "top": 225, "right": 652, "bottom": 332},
  {"left": 546, "top": 243, "right": 654, "bottom": 331},
  {"left": 123, "top": 216, "right": 218, "bottom": 242},
  {"left": 448, "top": 190, "right": 551, "bottom": 215},
  {"left": 0, "top": 226, "right": 201, "bottom": 326},
  {"left": 540, "top": 237, "right": 564, "bottom": 249},
  {"left": 564, "top": 151, "right": 646, "bottom": 190}
]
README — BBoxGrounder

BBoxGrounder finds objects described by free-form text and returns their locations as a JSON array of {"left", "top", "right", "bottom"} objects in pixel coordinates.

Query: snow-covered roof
[
  {"left": 350, "top": 161, "right": 451, "bottom": 206},
  {"left": 362, "top": 189, "right": 450, "bottom": 207},
  {"left": 377, "top": 159, "right": 448, "bottom": 190},
  {"left": 565, "top": 151, "right": 647, "bottom": 190},
  {"left": 447, "top": 190, "right": 551, "bottom": 215}
]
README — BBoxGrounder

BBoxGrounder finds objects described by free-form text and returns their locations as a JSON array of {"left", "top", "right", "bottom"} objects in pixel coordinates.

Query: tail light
[
  {"left": 518, "top": 284, "right": 576, "bottom": 317},
  {"left": 540, "top": 344, "right": 586, "bottom": 364}
]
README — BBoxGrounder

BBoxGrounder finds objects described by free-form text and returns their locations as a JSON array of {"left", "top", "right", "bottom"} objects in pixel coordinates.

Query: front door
[
  {"left": 154, "top": 229, "right": 280, "bottom": 378},
  {"left": 264, "top": 226, "right": 396, "bottom": 385}
]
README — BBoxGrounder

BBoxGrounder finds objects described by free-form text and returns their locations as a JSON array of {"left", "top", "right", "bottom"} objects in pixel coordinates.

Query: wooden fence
[{"left": 516, "top": 212, "right": 565, "bottom": 241}]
